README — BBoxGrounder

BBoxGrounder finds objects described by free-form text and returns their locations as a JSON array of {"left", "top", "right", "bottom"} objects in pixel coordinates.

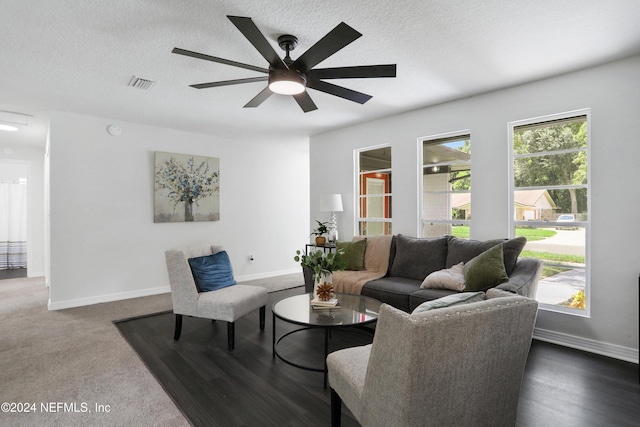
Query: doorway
[{"left": 0, "top": 161, "right": 28, "bottom": 280}]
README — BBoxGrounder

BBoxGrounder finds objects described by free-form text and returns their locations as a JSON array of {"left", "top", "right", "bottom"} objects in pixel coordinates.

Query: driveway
[
  {"left": 525, "top": 228, "right": 585, "bottom": 256},
  {"left": 536, "top": 269, "right": 585, "bottom": 305}
]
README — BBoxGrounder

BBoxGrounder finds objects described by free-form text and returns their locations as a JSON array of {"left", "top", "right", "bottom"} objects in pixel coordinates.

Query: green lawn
[
  {"left": 520, "top": 250, "right": 584, "bottom": 264},
  {"left": 451, "top": 226, "right": 556, "bottom": 241}
]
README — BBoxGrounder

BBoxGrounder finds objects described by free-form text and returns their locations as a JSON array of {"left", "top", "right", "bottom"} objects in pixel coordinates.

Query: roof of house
[{"left": 450, "top": 189, "right": 557, "bottom": 209}]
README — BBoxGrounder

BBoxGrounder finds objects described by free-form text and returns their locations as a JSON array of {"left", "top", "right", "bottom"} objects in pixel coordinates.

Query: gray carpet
[{"left": 0, "top": 272, "right": 304, "bottom": 426}]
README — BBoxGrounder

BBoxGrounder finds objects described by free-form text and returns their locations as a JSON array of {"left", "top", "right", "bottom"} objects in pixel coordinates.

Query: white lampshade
[{"left": 319, "top": 194, "right": 343, "bottom": 212}]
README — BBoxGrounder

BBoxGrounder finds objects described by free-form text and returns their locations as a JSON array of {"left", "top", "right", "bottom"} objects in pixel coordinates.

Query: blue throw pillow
[{"left": 188, "top": 251, "right": 237, "bottom": 292}]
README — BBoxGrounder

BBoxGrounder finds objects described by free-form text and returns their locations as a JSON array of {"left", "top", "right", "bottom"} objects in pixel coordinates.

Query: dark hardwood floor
[{"left": 115, "top": 286, "right": 640, "bottom": 427}]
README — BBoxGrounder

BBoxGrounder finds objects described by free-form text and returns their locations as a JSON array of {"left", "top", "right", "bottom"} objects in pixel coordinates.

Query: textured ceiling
[{"left": 2, "top": 0, "right": 640, "bottom": 147}]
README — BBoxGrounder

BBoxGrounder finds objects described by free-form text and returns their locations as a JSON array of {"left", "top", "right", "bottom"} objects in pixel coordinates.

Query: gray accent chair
[
  {"left": 165, "top": 244, "right": 268, "bottom": 351},
  {"left": 327, "top": 289, "right": 538, "bottom": 427}
]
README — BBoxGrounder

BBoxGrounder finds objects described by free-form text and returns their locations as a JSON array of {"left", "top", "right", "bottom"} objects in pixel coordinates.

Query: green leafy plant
[
  {"left": 310, "top": 220, "right": 329, "bottom": 237},
  {"left": 294, "top": 249, "right": 346, "bottom": 283},
  {"left": 562, "top": 290, "right": 586, "bottom": 310}
]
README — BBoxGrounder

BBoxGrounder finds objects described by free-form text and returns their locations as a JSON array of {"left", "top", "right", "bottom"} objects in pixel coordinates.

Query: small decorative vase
[
  {"left": 315, "top": 236, "right": 326, "bottom": 245},
  {"left": 313, "top": 272, "right": 333, "bottom": 300}
]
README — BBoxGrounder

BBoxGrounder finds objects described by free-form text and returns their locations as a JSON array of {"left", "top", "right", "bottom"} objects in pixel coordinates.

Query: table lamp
[{"left": 319, "top": 194, "right": 343, "bottom": 244}]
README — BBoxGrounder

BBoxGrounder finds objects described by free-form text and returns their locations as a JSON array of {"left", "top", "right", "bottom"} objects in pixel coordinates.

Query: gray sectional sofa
[{"left": 305, "top": 234, "right": 543, "bottom": 313}]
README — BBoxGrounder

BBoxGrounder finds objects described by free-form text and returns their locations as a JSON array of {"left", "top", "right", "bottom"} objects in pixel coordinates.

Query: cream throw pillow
[{"left": 420, "top": 262, "right": 465, "bottom": 292}]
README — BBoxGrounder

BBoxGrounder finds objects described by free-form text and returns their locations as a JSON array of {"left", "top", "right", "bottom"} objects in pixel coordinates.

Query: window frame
[
  {"left": 418, "top": 130, "right": 472, "bottom": 238},
  {"left": 507, "top": 109, "right": 591, "bottom": 317},
  {"left": 355, "top": 145, "right": 393, "bottom": 236}
]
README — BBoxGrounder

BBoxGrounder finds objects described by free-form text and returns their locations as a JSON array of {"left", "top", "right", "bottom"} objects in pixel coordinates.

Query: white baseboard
[
  {"left": 46, "top": 269, "right": 302, "bottom": 311},
  {"left": 534, "top": 327, "right": 639, "bottom": 364},
  {"left": 27, "top": 270, "right": 45, "bottom": 278},
  {"left": 235, "top": 268, "right": 301, "bottom": 282},
  {"left": 48, "top": 286, "right": 170, "bottom": 311}
]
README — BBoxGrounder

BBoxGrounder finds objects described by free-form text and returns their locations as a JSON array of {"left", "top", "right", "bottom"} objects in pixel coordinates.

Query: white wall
[
  {"left": 310, "top": 55, "right": 640, "bottom": 360},
  {"left": 0, "top": 144, "right": 46, "bottom": 277},
  {"left": 48, "top": 111, "right": 309, "bottom": 309}
]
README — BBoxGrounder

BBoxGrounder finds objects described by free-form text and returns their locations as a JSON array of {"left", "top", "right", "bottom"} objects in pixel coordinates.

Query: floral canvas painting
[{"left": 154, "top": 151, "right": 220, "bottom": 222}]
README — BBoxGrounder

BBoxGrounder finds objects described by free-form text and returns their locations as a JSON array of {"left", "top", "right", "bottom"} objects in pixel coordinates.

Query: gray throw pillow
[
  {"left": 411, "top": 291, "right": 486, "bottom": 314},
  {"left": 446, "top": 236, "right": 526, "bottom": 275},
  {"left": 390, "top": 234, "right": 448, "bottom": 281},
  {"left": 463, "top": 244, "right": 509, "bottom": 292}
]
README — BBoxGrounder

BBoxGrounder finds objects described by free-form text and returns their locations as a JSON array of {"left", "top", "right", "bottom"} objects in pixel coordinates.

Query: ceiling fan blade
[
  {"left": 172, "top": 47, "right": 268, "bottom": 74},
  {"left": 308, "top": 64, "right": 396, "bottom": 79},
  {"left": 307, "top": 79, "right": 372, "bottom": 104},
  {"left": 293, "top": 91, "right": 318, "bottom": 113},
  {"left": 227, "top": 16, "right": 288, "bottom": 69},
  {"left": 244, "top": 87, "right": 273, "bottom": 108},
  {"left": 292, "top": 22, "right": 362, "bottom": 72},
  {"left": 190, "top": 76, "right": 268, "bottom": 89}
]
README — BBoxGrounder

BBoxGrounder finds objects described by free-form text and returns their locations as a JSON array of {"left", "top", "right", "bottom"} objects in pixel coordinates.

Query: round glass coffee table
[{"left": 272, "top": 292, "right": 381, "bottom": 388}]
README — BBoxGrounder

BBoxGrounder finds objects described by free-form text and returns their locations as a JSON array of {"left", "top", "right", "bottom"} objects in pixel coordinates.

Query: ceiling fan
[{"left": 172, "top": 15, "right": 397, "bottom": 112}]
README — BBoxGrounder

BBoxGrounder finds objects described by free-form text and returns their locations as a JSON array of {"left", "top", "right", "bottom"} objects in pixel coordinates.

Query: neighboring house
[
  {"left": 451, "top": 189, "right": 556, "bottom": 221},
  {"left": 513, "top": 189, "right": 557, "bottom": 221}
]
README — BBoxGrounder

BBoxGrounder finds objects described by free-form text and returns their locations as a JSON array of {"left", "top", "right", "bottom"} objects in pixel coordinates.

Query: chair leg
[
  {"left": 227, "top": 322, "right": 235, "bottom": 351},
  {"left": 173, "top": 314, "right": 183, "bottom": 341},
  {"left": 331, "top": 388, "right": 342, "bottom": 427},
  {"left": 259, "top": 306, "right": 266, "bottom": 331}
]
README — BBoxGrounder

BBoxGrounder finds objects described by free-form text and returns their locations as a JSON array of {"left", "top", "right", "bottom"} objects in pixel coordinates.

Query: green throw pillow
[
  {"left": 337, "top": 239, "right": 367, "bottom": 271},
  {"left": 411, "top": 291, "right": 486, "bottom": 314},
  {"left": 463, "top": 244, "right": 509, "bottom": 292}
]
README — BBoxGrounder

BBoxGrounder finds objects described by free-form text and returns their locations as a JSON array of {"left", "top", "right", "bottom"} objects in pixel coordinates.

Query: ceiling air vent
[{"left": 128, "top": 76, "right": 156, "bottom": 90}]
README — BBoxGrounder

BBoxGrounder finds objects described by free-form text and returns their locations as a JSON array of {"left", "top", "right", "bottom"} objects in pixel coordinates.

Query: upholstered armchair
[
  {"left": 327, "top": 289, "right": 538, "bottom": 427},
  {"left": 165, "top": 244, "right": 268, "bottom": 351}
]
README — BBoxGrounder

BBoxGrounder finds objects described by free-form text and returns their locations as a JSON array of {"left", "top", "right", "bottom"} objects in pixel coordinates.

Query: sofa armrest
[{"left": 496, "top": 257, "right": 542, "bottom": 299}]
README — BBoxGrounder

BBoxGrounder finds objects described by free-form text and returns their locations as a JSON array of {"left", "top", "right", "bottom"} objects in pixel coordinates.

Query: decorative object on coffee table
[
  {"left": 294, "top": 247, "right": 346, "bottom": 299},
  {"left": 316, "top": 282, "right": 335, "bottom": 301}
]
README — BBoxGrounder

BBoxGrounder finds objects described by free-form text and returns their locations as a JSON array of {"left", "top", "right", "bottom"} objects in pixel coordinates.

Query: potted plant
[
  {"left": 311, "top": 219, "right": 329, "bottom": 245},
  {"left": 294, "top": 248, "right": 346, "bottom": 300}
]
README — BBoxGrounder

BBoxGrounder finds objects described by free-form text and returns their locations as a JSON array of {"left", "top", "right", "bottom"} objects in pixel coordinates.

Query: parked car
[{"left": 556, "top": 214, "right": 576, "bottom": 229}]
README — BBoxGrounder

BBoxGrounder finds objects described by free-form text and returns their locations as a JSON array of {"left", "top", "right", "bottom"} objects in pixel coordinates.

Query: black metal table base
[{"left": 272, "top": 313, "right": 373, "bottom": 389}]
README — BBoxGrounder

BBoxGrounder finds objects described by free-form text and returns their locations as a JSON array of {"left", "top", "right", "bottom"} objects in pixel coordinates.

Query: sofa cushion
[
  {"left": 446, "top": 236, "right": 526, "bottom": 275},
  {"left": 337, "top": 238, "right": 367, "bottom": 271},
  {"left": 390, "top": 234, "right": 448, "bottom": 281},
  {"left": 420, "top": 262, "right": 465, "bottom": 292},
  {"left": 463, "top": 244, "right": 509, "bottom": 292},
  {"left": 411, "top": 291, "right": 486, "bottom": 314},
  {"left": 188, "top": 250, "right": 237, "bottom": 292},
  {"left": 409, "top": 288, "right": 460, "bottom": 312},
  {"left": 362, "top": 277, "right": 421, "bottom": 313}
]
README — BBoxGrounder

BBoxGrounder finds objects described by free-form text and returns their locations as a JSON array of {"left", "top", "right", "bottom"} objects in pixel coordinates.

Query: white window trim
[
  {"left": 418, "top": 130, "right": 471, "bottom": 237},
  {"left": 507, "top": 108, "right": 591, "bottom": 317}
]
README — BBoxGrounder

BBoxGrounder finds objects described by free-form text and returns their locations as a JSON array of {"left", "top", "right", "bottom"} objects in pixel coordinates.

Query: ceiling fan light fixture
[{"left": 268, "top": 69, "right": 306, "bottom": 95}]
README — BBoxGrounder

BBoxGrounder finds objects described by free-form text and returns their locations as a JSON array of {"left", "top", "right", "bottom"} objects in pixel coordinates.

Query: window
[
  {"left": 509, "top": 111, "right": 589, "bottom": 314},
  {"left": 357, "top": 146, "right": 392, "bottom": 236},
  {"left": 421, "top": 133, "right": 471, "bottom": 238}
]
